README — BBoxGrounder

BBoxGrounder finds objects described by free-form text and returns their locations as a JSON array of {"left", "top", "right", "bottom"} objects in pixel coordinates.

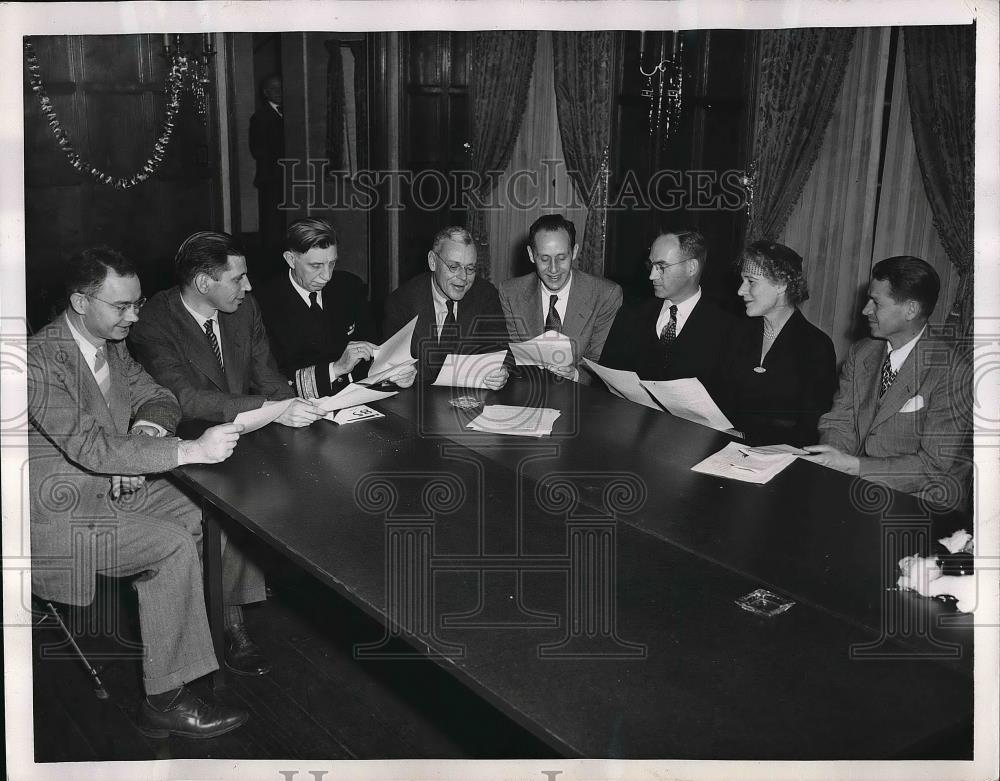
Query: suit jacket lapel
[
  {"left": 55, "top": 317, "right": 118, "bottom": 430},
  {"left": 105, "top": 345, "right": 131, "bottom": 433},
  {"left": 855, "top": 346, "right": 883, "bottom": 443},
  {"left": 169, "top": 290, "right": 228, "bottom": 392},
  {"left": 217, "top": 313, "right": 245, "bottom": 394},
  {"left": 562, "top": 274, "right": 591, "bottom": 341},
  {"left": 526, "top": 280, "right": 544, "bottom": 337}
]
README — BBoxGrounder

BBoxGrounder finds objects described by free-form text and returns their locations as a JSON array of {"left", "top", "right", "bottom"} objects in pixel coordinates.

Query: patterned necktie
[
  {"left": 204, "top": 319, "right": 225, "bottom": 373},
  {"left": 308, "top": 291, "right": 322, "bottom": 312},
  {"left": 879, "top": 353, "right": 896, "bottom": 398},
  {"left": 545, "top": 294, "right": 563, "bottom": 332},
  {"left": 93, "top": 345, "right": 111, "bottom": 403},
  {"left": 659, "top": 304, "right": 678, "bottom": 353}
]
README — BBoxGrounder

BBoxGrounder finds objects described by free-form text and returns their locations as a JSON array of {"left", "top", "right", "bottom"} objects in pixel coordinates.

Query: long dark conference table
[{"left": 174, "top": 371, "right": 974, "bottom": 759}]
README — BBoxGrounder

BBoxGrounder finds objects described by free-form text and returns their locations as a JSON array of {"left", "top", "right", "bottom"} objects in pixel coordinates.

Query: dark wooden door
[
  {"left": 397, "top": 32, "right": 470, "bottom": 284},
  {"left": 23, "top": 34, "right": 221, "bottom": 329}
]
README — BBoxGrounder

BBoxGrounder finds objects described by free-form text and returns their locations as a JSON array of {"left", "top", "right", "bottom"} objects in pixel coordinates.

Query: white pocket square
[{"left": 899, "top": 394, "right": 925, "bottom": 413}]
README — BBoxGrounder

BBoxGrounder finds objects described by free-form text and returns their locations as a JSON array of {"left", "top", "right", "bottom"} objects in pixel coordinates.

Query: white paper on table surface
[
  {"left": 580, "top": 358, "right": 662, "bottom": 411},
  {"left": 466, "top": 405, "right": 561, "bottom": 436},
  {"left": 316, "top": 383, "right": 398, "bottom": 414},
  {"left": 508, "top": 330, "right": 574, "bottom": 367},
  {"left": 432, "top": 350, "right": 508, "bottom": 389},
  {"left": 233, "top": 397, "right": 296, "bottom": 433},
  {"left": 331, "top": 404, "right": 385, "bottom": 425},
  {"left": 361, "top": 314, "right": 418, "bottom": 384},
  {"left": 690, "top": 442, "right": 797, "bottom": 484},
  {"left": 640, "top": 377, "right": 733, "bottom": 431}
]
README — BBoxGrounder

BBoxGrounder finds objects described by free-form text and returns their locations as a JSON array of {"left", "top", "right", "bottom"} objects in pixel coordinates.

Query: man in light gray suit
[
  {"left": 499, "top": 214, "right": 622, "bottom": 383},
  {"left": 28, "top": 247, "right": 248, "bottom": 737},
  {"left": 804, "top": 256, "right": 971, "bottom": 509}
]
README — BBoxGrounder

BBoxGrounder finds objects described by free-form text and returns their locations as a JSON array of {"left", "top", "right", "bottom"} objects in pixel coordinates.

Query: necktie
[
  {"left": 308, "top": 291, "right": 322, "bottom": 312},
  {"left": 204, "top": 319, "right": 225, "bottom": 372},
  {"left": 440, "top": 299, "right": 458, "bottom": 342},
  {"left": 545, "top": 294, "right": 563, "bottom": 332},
  {"left": 659, "top": 304, "right": 678, "bottom": 352},
  {"left": 879, "top": 353, "right": 896, "bottom": 398},
  {"left": 93, "top": 345, "right": 111, "bottom": 403}
]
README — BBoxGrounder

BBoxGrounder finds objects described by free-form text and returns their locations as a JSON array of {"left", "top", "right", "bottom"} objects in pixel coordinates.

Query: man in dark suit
[
  {"left": 499, "top": 214, "right": 622, "bottom": 384},
  {"left": 29, "top": 246, "right": 248, "bottom": 737},
  {"left": 256, "top": 217, "right": 416, "bottom": 397},
  {"left": 805, "top": 257, "right": 971, "bottom": 509},
  {"left": 249, "top": 74, "right": 286, "bottom": 259},
  {"left": 599, "top": 229, "right": 736, "bottom": 398},
  {"left": 130, "top": 231, "right": 325, "bottom": 675},
  {"left": 382, "top": 226, "right": 509, "bottom": 388}
]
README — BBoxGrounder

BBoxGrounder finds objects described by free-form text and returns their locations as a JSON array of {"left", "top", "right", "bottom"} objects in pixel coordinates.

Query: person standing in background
[{"left": 249, "top": 74, "right": 286, "bottom": 261}]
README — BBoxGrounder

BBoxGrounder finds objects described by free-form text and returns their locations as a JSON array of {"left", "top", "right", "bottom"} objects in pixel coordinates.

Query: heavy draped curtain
[
  {"left": 467, "top": 32, "right": 537, "bottom": 280},
  {"left": 747, "top": 28, "right": 856, "bottom": 241},
  {"left": 552, "top": 31, "right": 614, "bottom": 276},
  {"left": 904, "top": 26, "right": 975, "bottom": 336}
]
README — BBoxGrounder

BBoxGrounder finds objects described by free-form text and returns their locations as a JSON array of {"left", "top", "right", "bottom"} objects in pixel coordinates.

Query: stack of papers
[
  {"left": 433, "top": 350, "right": 508, "bottom": 388},
  {"left": 690, "top": 442, "right": 798, "bottom": 484},
  {"left": 466, "top": 405, "right": 561, "bottom": 437},
  {"left": 361, "top": 315, "right": 418, "bottom": 385},
  {"left": 509, "top": 330, "right": 574, "bottom": 367}
]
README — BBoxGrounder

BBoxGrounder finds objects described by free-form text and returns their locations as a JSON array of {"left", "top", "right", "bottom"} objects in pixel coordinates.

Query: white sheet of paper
[
  {"left": 331, "top": 404, "right": 385, "bottom": 425},
  {"left": 466, "top": 405, "right": 561, "bottom": 437},
  {"left": 316, "top": 383, "right": 398, "bottom": 414},
  {"left": 362, "top": 314, "right": 418, "bottom": 384},
  {"left": 233, "top": 397, "right": 296, "bottom": 434},
  {"left": 640, "top": 377, "right": 733, "bottom": 431},
  {"left": 432, "top": 350, "right": 508, "bottom": 389},
  {"left": 580, "top": 358, "right": 662, "bottom": 410},
  {"left": 508, "top": 330, "right": 574, "bottom": 367},
  {"left": 690, "top": 442, "right": 797, "bottom": 485},
  {"left": 748, "top": 444, "right": 810, "bottom": 455}
]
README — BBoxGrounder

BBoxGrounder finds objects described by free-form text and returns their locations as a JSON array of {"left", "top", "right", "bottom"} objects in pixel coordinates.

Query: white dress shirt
[
  {"left": 539, "top": 274, "right": 573, "bottom": 329},
  {"left": 654, "top": 287, "right": 702, "bottom": 338},
  {"left": 289, "top": 270, "right": 323, "bottom": 309},
  {"left": 886, "top": 325, "right": 927, "bottom": 373}
]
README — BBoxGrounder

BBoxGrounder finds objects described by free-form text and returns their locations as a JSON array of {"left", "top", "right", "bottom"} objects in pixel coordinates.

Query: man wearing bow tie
[
  {"left": 804, "top": 256, "right": 971, "bottom": 509},
  {"left": 256, "top": 217, "right": 416, "bottom": 397},
  {"left": 499, "top": 214, "right": 622, "bottom": 383}
]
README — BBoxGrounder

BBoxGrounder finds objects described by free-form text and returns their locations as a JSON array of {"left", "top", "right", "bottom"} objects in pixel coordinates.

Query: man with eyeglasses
[
  {"left": 600, "top": 228, "right": 735, "bottom": 396},
  {"left": 499, "top": 213, "right": 622, "bottom": 383},
  {"left": 382, "top": 226, "right": 509, "bottom": 388},
  {"left": 27, "top": 246, "right": 251, "bottom": 737}
]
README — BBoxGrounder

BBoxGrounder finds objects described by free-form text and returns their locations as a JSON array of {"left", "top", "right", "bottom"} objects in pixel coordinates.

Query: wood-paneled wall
[{"left": 24, "top": 34, "right": 221, "bottom": 328}]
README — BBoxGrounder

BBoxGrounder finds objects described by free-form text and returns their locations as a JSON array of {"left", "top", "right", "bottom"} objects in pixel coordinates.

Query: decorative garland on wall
[{"left": 24, "top": 39, "right": 189, "bottom": 191}]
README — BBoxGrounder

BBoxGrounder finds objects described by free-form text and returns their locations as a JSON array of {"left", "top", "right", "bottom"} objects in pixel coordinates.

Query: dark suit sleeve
[
  {"left": 600, "top": 307, "right": 638, "bottom": 371},
  {"left": 245, "top": 296, "right": 296, "bottom": 400},
  {"left": 112, "top": 341, "right": 181, "bottom": 434},
  {"left": 382, "top": 285, "right": 410, "bottom": 343},
  {"left": 584, "top": 281, "right": 623, "bottom": 364}
]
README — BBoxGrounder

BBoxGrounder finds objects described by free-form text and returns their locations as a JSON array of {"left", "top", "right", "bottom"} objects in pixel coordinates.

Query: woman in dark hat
[{"left": 718, "top": 240, "right": 837, "bottom": 447}]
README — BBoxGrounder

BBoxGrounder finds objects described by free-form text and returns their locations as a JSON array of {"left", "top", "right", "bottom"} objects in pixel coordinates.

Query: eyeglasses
[
  {"left": 86, "top": 294, "right": 147, "bottom": 315},
  {"left": 645, "top": 259, "right": 689, "bottom": 275},
  {"left": 432, "top": 250, "right": 478, "bottom": 277}
]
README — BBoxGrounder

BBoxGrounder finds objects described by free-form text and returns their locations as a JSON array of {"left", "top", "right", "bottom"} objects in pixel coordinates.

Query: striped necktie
[
  {"left": 93, "top": 345, "right": 111, "bottom": 403},
  {"left": 204, "top": 319, "right": 225, "bottom": 372}
]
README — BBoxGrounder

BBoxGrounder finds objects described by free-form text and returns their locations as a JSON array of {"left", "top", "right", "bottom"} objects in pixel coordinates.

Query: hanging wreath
[{"left": 24, "top": 39, "right": 190, "bottom": 191}]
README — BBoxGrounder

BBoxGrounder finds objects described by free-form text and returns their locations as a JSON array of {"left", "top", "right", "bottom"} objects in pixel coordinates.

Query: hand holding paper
[
  {"left": 433, "top": 350, "right": 509, "bottom": 389},
  {"left": 580, "top": 359, "right": 661, "bottom": 410},
  {"left": 509, "top": 330, "right": 574, "bottom": 368},
  {"left": 362, "top": 315, "right": 419, "bottom": 385}
]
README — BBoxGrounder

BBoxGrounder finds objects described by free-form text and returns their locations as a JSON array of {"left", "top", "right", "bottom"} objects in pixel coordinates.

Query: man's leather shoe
[
  {"left": 225, "top": 622, "right": 271, "bottom": 676},
  {"left": 136, "top": 687, "right": 247, "bottom": 739}
]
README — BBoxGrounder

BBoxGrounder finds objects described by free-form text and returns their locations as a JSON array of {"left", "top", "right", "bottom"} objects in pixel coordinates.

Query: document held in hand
[
  {"left": 508, "top": 330, "right": 574, "bottom": 367},
  {"left": 579, "top": 358, "right": 661, "bottom": 410},
  {"left": 233, "top": 398, "right": 297, "bottom": 434},
  {"left": 691, "top": 442, "right": 797, "bottom": 484},
  {"left": 640, "top": 378, "right": 733, "bottom": 432},
  {"left": 432, "top": 350, "right": 508, "bottom": 389},
  {"left": 362, "top": 314, "right": 418, "bottom": 385}
]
